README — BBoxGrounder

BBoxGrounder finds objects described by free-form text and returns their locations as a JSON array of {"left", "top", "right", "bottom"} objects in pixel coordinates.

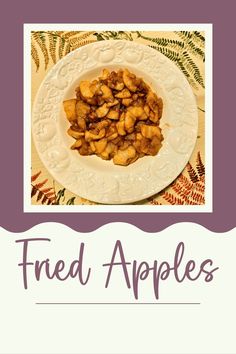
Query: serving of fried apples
[{"left": 63, "top": 68, "right": 164, "bottom": 166}]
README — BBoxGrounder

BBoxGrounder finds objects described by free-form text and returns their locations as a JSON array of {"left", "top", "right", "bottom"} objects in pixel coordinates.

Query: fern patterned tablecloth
[{"left": 31, "top": 31, "right": 205, "bottom": 206}]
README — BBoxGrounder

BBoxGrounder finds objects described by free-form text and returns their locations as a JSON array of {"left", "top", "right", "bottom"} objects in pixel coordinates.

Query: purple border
[{"left": 0, "top": 0, "right": 235, "bottom": 232}]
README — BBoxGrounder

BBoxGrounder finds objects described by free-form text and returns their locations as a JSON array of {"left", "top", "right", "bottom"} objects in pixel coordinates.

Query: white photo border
[{"left": 24, "top": 23, "right": 212, "bottom": 213}]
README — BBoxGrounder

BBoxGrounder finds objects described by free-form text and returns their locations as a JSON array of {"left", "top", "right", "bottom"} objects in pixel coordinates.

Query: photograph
[{"left": 27, "top": 24, "right": 210, "bottom": 211}]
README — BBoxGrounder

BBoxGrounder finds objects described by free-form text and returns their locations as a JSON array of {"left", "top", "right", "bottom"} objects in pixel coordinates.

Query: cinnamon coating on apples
[{"left": 63, "top": 68, "right": 163, "bottom": 166}]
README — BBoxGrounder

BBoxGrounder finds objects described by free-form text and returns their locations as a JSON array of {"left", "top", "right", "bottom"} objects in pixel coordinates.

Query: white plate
[{"left": 32, "top": 40, "right": 198, "bottom": 204}]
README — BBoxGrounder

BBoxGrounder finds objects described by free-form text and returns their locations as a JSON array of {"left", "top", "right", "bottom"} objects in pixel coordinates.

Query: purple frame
[{"left": 0, "top": 0, "right": 235, "bottom": 232}]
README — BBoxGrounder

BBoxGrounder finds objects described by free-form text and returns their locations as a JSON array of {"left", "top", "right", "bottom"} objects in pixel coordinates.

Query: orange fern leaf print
[{"left": 148, "top": 151, "right": 205, "bottom": 205}]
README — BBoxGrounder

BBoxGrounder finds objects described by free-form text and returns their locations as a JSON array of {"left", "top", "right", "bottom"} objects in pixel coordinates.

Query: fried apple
[{"left": 63, "top": 68, "right": 164, "bottom": 166}]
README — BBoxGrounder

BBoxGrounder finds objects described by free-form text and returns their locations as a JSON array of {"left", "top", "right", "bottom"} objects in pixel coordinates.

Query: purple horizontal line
[{"left": 36, "top": 302, "right": 201, "bottom": 305}]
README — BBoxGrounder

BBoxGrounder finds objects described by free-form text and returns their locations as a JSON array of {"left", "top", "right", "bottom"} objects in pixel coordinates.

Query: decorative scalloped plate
[{"left": 32, "top": 40, "right": 198, "bottom": 204}]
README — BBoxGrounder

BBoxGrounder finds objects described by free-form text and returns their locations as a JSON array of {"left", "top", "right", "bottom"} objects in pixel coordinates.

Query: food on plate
[{"left": 63, "top": 68, "right": 164, "bottom": 166}]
